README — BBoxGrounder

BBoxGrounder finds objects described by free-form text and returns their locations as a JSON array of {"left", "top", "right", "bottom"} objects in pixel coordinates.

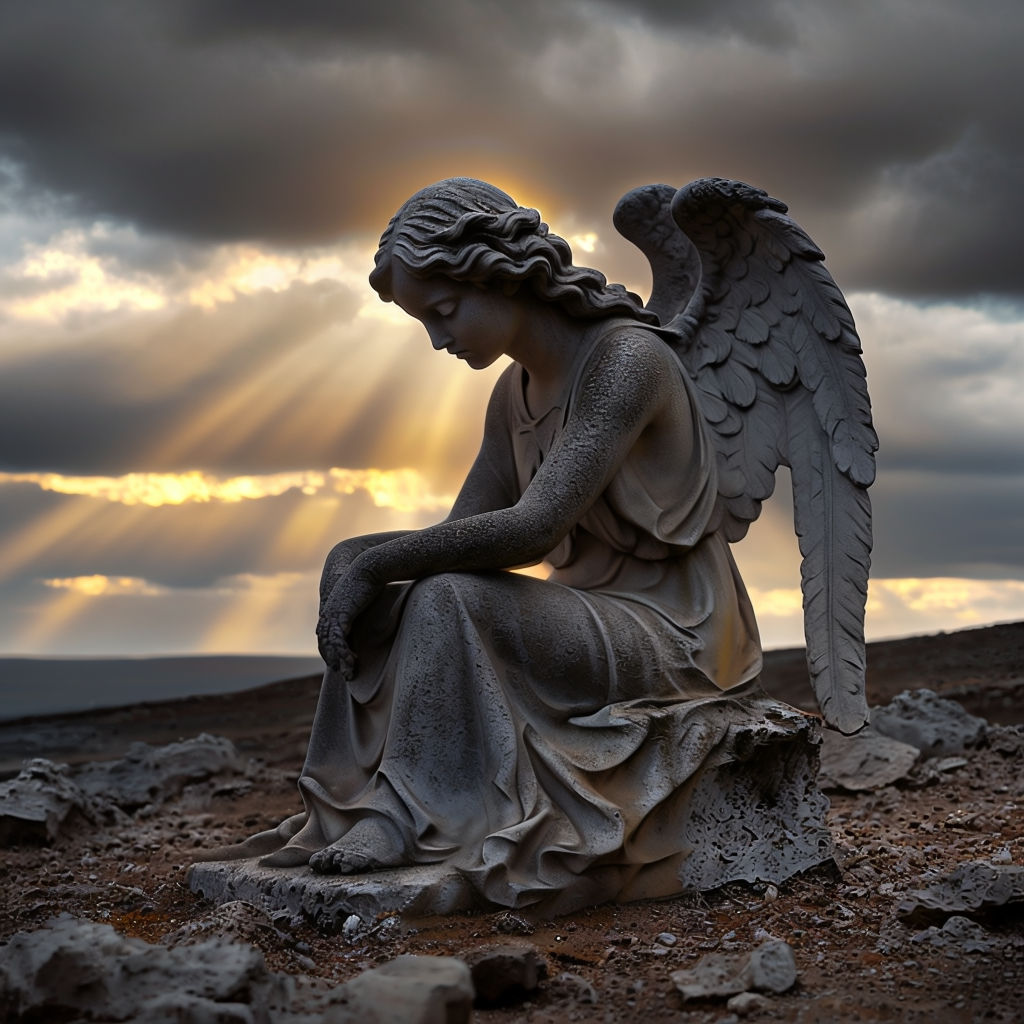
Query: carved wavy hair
[{"left": 369, "top": 178, "right": 658, "bottom": 324}]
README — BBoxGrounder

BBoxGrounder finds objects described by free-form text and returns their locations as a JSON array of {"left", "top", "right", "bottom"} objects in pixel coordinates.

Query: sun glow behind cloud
[
  {"left": 2, "top": 468, "right": 454, "bottom": 513},
  {"left": 2, "top": 201, "right": 1023, "bottom": 657}
]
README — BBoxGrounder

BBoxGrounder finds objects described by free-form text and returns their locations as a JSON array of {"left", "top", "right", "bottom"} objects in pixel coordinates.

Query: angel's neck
[{"left": 519, "top": 327, "right": 597, "bottom": 419}]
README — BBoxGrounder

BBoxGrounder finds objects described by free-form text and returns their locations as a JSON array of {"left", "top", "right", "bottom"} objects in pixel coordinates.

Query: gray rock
[
  {"left": 466, "top": 943, "right": 546, "bottom": 1005},
  {"left": 0, "top": 735, "right": 242, "bottom": 846},
  {"left": 727, "top": 991, "right": 773, "bottom": 1015},
  {"left": 670, "top": 939, "right": 798, "bottom": 1001},
  {"left": 0, "top": 916, "right": 282, "bottom": 1024},
  {"left": 818, "top": 726, "right": 920, "bottom": 791},
  {"left": 552, "top": 971, "right": 598, "bottom": 1004},
  {"left": 743, "top": 939, "right": 797, "bottom": 993},
  {"left": 0, "top": 760, "right": 108, "bottom": 845},
  {"left": 897, "top": 862, "right": 1024, "bottom": 926},
  {"left": 656, "top": 931, "right": 678, "bottom": 946},
  {"left": 871, "top": 689, "right": 987, "bottom": 757},
  {"left": 342, "top": 955, "right": 473, "bottom": 1024},
  {"left": 910, "top": 915, "right": 995, "bottom": 953},
  {"left": 74, "top": 733, "right": 242, "bottom": 810}
]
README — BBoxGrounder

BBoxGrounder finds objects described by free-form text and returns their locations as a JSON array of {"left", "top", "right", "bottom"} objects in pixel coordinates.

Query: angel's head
[{"left": 369, "top": 177, "right": 656, "bottom": 324}]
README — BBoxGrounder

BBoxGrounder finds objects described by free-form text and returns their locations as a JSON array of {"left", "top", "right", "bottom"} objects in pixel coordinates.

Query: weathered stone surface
[
  {"left": 188, "top": 859, "right": 478, "bottom": 929},
  {"left": 871, "top": 689, "right": 987, "bottom": 757},
  {"left": 342, "top": 955, "right": 473, "bottom": 1024},
  {"left": 0, "top": 916, "right": 282, "bottom": 1023},
  {"left": 897, "top": 862, "right": 1024, "bottom": 926},
  {"left": 0, "top": 760, "right": 105, "bottom": 845},
  {"left": 0, "top": 735, "right": 241, "bottom": 846},
  {"left": 670, "top": 939, "right": 798, "bottom": 1001},
  {"left": 910, "top": 915, "right": 996, "bottom": 953},
  {"left": 818, "top": 726, "right": 920, "bottom": 791},
  {"left": 672, "top": 709, "right": 833, "bottom": 892},
  {"left": 74, "top": 732, "right": 242, "bottom": 809},
  {"left": 465, "top": 943, "right": 546, "bottom": 1005}
]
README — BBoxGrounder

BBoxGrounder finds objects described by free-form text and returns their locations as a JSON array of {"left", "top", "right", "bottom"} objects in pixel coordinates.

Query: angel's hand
[{"left": 316, "top": 562, "right": 381, "bottom": 677}]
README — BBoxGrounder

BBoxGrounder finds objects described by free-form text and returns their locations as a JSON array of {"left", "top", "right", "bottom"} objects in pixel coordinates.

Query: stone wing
[{"left": 614, "top": 178, "right": 878, "bottom": 733}]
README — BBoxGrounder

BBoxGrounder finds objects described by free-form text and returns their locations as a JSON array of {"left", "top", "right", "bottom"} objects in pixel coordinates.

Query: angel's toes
[
  {"left": 309, "top": 819, "right": 408, "bottom": 876},
  {"left": 309, "top": 845, "right": 366, "bottom": 875}
]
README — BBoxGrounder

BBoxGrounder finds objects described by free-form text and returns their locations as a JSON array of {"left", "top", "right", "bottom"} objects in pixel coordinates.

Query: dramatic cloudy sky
[{"left": 1, "top": 0, "right": 1022, "bottom": 657}]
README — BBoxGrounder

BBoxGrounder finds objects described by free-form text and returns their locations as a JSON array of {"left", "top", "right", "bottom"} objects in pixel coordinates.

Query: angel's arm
[
  {"left": 318, "top": 329, "right": 676, "bottom": 669},
  {"left": 320, "top": 368, "right": 520, "bottom": 607}
]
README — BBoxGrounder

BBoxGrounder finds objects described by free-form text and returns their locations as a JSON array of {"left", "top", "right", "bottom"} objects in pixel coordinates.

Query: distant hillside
[{"left": 0, "top": 655, "right": 323, "bottom": 721}]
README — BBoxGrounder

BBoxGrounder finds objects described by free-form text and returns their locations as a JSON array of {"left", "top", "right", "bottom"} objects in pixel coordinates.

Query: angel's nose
[{"left": 427, "top": 325, "right": 451, "bottom": 351}]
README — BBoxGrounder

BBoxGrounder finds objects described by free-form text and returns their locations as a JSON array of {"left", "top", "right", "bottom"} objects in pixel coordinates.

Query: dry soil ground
[{"left": 1, "top": 622, "right": 1022, "bottom": 1022}]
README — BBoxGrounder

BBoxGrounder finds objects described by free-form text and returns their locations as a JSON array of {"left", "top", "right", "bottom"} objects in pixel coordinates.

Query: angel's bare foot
[
  {"left": 309, "top": 818, "right": 409, "bottom": 875},
  {"left": 195, "top": 813, "right": 306, "bottom": 862},
  {"left": 259, "top": 844, "right": 314, "bottom": 868}
]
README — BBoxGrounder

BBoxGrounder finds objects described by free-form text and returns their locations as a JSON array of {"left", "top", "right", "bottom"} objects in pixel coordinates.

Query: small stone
[
  {"left": 656, "top": 931, "right": 678, "bottom": 946},
  {"left": 466, "top": 944, "right": 546, "bottom": 1005},
  {"left": 553, "top": 971, "right": 598, "bottom": 1004},
  {"left": 672, "top": 939, "right": 797, "bottom": 1001},
  {"left": 743, "top": 939, "right": 797, "bottom": 993},
  {"left": 342, "top": 955, "right": 473, "bottom": 1024},
  {"left": 727, "top": 991, "right": 773, "bottom": 1015},
  {"left": 342, "top": 914, "right": 363, "bottom": 939}
]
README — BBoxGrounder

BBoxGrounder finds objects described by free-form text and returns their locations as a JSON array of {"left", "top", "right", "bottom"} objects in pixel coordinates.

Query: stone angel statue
[{"left": 204, "top": 177, "right": 876, "bottom": 915}]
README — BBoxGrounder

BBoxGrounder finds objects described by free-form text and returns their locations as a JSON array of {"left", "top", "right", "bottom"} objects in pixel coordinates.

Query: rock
[
  {"left": 727, "top": 990, "right": 773, "bottom": 1015},
  {"left": 897, "top": 862, "right": 1024, "bottom": 926},
  {"left": 0, "top": 735, "right": 242, "bottom": 846},
  {"left": 466, "top": 943, "right": 546, "bottom": 1005},
  {"left": 818, "top": 726, "right": 919, "bottom": 791},
  {"left": 0, "top": 916, "right": 282, "bottom": 1023},
  {"left": 744, "top": 939, "right": 797, "bottom": 993},
  {"left": 0, "top": 760, "right": 108, "bottom": 845},
  {"left": 910, "top": 915, "right": 995, "bottom": 953},
  {"left": 552, "top": 971, "right": 598, "bottom": 1004},
  {"left": 342, "top": 955, "right": 473, "bottom": 1024},
  {"left": 871, "top": 689, "right": 987, "bottom": 757},
  {"left": 656, "top": 931, "right": 678, "bottom": 946},
  {"left": 74, "top": 733, "right": 243, "bottom": 810},
  {"left": 670, "top": 939, "right": 798, "bottom": 1001}
]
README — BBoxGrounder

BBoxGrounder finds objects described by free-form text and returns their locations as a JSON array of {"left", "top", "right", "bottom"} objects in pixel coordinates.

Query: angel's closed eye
[{"left": 434, "top": 299, "right": 457, "bottom": 318}]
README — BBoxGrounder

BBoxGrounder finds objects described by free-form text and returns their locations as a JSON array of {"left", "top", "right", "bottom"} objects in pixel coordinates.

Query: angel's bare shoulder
[{"left": 584, "top": 322, "right": 681, "bottom": 390}]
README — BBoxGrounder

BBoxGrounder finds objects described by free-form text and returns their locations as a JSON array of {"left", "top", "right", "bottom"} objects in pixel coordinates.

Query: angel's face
[{"left": 389, "top": 263, "right": 527, "bottom": 370}]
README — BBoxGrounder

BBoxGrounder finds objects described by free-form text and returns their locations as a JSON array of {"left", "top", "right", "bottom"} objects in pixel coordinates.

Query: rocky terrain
[{"left": 1, "top": 621, "right": 1022, "bottom": 1022}]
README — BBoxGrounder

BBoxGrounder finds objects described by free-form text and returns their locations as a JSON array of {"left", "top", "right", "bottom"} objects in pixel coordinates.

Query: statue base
[
  {"left": 187, "top": 859, "right": 476, "bottom": 928},
  {"left": 188, "top": 705, "right": 833, "bottom": 928}
]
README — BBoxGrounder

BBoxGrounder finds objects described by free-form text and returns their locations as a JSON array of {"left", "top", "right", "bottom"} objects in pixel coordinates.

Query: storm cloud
[{"left": 0, "top": 0, "right": 1021, "bottom": 298}]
